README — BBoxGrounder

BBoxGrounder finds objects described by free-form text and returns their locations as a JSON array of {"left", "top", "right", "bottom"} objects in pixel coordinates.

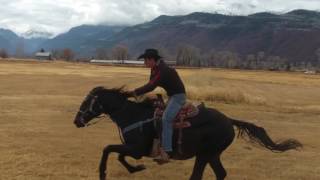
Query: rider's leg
[{"left": 161, "top": 93, "right": 186, "bottom": 153}]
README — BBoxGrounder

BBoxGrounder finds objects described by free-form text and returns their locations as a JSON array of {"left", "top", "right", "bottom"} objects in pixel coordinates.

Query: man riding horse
[
  {"left": 127, "top": 48, "right": 186, "bottom": 164},
  {"left": 73, "top": 49, "right": 302, "bottom": 180}
]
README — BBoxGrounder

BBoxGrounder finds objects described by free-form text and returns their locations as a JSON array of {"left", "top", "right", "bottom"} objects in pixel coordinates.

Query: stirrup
[
  {"left": 153, "top": 156, "right": 170, "bottom": 165},
  {"left": 150, "top": 139, "right": 161, "bottom": 157},
  {"left": 153, "top": 148, "right": 170, "bottom": 165}
]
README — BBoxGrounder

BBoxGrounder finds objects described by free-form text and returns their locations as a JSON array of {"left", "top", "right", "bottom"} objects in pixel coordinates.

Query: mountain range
[
  {"left": 1, "top": 9, "right": 320, "bottom": 63},
  {"left": 0, "top": 28, "right": 51, "bottom": 55}
]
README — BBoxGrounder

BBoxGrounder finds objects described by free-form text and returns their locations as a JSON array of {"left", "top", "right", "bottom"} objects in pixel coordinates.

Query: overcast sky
[{"left": 0, "top": 0, "right": 319, "bottom": 36}]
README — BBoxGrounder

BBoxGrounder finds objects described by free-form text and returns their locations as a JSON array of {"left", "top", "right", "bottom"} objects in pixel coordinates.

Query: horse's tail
[{"left": 231, "top": 119, "right": 302, "bottom": 152}]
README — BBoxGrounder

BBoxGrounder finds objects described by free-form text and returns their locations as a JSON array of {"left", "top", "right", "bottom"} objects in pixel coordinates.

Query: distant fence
[
  {"left": 90, "top": 59, "right": 143, "bottom": 65},
  {"left": 90, "top": 59, "right": 176, "bottom": 66}
]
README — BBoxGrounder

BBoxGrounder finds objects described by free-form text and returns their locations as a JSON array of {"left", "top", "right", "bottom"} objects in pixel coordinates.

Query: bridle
[
  {"left": 76, "top": 91, "right": 158, "bottom": 144},
  {"left": 77, "top": 92, "right": 129, "bottom": 144},
  {"left": 77, "top": 94, "right": 106, "bottom": 127}
]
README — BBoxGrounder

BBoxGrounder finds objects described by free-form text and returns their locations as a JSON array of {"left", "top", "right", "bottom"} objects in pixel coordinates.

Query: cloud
[{"left": 0, "top": 0, "right": 319, "bottom": 36}]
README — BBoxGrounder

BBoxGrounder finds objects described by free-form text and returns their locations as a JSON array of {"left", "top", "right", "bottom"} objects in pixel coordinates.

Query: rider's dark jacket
[{"left": 134, "top": 60, "right": 185, "bottom": 97}]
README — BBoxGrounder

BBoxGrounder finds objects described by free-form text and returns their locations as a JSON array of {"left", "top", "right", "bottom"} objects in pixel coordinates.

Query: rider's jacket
[{"left": 134, "top": 60, "right": 186, "bottom": 97}]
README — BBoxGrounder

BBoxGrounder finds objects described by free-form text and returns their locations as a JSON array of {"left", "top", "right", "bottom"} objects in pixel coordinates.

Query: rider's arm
[{"left": 134, "top": 70, "right": 161, "bottom": 96}]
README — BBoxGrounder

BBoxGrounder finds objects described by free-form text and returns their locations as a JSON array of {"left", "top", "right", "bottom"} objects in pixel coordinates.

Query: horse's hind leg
[
  {"left": 189, "top": 155, "right": 208, "bottom": 180},
  {"left": 209, "top": 154, "right": 226, "bottom": 180},
  {"left": 118, "top": 154, "right": 146, "bottom": 173}
]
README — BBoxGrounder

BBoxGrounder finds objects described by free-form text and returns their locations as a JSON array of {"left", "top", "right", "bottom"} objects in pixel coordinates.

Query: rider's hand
[{"left": 147, "top": 94, "right": 159, "bottom": 100}]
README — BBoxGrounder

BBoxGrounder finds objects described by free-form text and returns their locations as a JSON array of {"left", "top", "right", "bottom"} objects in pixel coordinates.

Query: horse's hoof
[
  {"left": 136, "top": 164, "right": 146, "bottom": 170},
  {"left": 129, "top": 164, "right": 146, "bottom": 173}
]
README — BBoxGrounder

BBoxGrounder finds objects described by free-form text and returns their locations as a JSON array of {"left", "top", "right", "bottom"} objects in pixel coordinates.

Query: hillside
[{"left": 1, "top": 10, "right": 320, "bottom": 63}]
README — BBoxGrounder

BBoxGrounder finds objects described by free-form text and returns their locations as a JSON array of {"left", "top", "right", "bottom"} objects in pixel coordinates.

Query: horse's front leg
[
  {"left": 118, "top": 154, "right": 146, "bottom": 173},
  {"left": 99, "top": 144, "right": 144, "bottom": 180}
]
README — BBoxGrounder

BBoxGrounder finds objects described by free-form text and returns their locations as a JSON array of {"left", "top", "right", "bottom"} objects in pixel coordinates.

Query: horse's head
[
  {"left": 74, "top": 86, "right": 105, "bottom": 127},
  {"left": 73, "top": 86, "right": 129, "bottom": 128}
]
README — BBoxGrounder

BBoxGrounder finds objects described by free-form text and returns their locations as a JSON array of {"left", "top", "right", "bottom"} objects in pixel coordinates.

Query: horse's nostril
[{"left": 73, "top": 119, "right": 81, "bottom": 128}]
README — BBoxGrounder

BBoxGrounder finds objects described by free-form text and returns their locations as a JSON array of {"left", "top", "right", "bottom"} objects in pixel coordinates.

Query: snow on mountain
[{"left": 22, "top": 29, "right": 54, "bottom": 39}]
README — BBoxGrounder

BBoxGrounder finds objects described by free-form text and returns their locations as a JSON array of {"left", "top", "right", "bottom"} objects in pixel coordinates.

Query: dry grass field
[{"left": 0, "top": 59, "right": 319, "bottom": 180}]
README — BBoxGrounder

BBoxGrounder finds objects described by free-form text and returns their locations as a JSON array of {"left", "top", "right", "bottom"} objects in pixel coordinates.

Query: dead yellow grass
[{"left": 0, "top": 59, "right": 319, "bottom": 180}]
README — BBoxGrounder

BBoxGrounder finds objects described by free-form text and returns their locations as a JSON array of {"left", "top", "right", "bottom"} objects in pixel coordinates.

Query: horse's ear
[
  {"left": 115, "top": 85, "right": 131, "bottom": 99},
  {"left": 92, "top": 86, "right": 105, "bottom": 93}
]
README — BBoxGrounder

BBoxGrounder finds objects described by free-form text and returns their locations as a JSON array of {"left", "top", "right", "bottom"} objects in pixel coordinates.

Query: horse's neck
[{"left": 110, "top": 100, "right": 154, "bottom": 129}]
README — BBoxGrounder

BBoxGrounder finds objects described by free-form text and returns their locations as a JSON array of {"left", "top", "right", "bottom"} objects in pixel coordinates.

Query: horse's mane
[
  {"left": 90, "top": 86, "right": 128, "bottom": 96},
  {"left": 90, "top": 86, "right": 156, "bottom": 108}
]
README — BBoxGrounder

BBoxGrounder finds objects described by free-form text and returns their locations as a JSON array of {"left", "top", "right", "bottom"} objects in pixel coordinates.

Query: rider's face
[{"left": 144, "top": 58, "right": 156, "bottom": 68}]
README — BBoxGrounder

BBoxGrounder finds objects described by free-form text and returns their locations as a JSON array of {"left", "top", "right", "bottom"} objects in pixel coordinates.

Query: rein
[
  {"left": 108, "top": 100, "right": 155, "bottom": 142},
  {"left": 85, "top": 115, "right": 105, "bottom": 127},
  {"left": 115, "top": 117, "right": 155, "bottom": 144},
  {"left": 121, "top": 118, "right": 155, "bottom": 134}
]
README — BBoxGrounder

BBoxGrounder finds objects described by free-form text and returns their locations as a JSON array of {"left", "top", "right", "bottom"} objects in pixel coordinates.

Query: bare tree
[
  {"left": 218, "top": 51, "right": 240, "bottom": 68},
  {"left": 112, "top": 45, "right": 128, "bottom": 62},
  {"left": 256, "top": 51, "right": 265, "bottom": 69},
  {"left": 245, "top": 54, "right": 256, "bottom": 69},
  {"left": 51, "top": 49, "right": 63, "bottom": 60},
  {"left": 15, "top": 39, "right": 25, "bottom": 58},
  {"left": 257, "top": 51, "right": 265, "bottom": 61},
  {"left": 315, "top": 48, "right": 320, "bottom": 68},
  {"left": 176, "top": 45, "right": 200, "bottom": 66},
  {"left": 0, "top": 48, "right": 8, "bottom": 59},
  {"left": 203, "top": 48, "right": 216, "bottom": 67},
  {"left": 201, "top": 49, "right": 240, "bottom": 68},
  {"left": 62, "top": 48, "right": 75, "bottom": 61},
  {"left": 96, "top": 48, "right": 109, "bottom": 60}
]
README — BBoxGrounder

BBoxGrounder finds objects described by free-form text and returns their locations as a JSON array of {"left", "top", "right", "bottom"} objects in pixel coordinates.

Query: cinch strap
[{"left": 122, "top": 118, "right": 155, "bottom": 135}]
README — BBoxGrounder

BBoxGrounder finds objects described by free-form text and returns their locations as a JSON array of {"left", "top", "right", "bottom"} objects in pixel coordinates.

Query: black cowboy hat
[{"left": 137, "top": 49, "right": 162, "bottom": 60}]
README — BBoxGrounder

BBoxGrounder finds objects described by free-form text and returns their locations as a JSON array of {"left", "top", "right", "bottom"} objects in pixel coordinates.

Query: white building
[
  {"left": 35, "top": 52, "right": 52, "bottom": 60},
  {"left": 90, "top": 59, "right": 176, "bottom": 65}
]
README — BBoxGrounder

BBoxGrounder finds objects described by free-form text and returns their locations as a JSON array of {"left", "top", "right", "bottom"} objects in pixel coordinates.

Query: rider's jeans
[{"left": 162, "top": 93, "right": 186, "bottom": 152}]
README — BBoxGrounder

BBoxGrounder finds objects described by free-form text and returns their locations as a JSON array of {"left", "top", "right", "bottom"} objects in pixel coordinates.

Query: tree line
[
  {"left": 91, "top": 45, "right": 320, "bottom": 71},
  {"left": 48, "top": 45, "right": 129, "bottom": 62},
  {"left": 1, "top": 44, "right": 320, "bottom": 72},
  {"left": 175, "top": 45, "right": 320, "bottom": 71}
]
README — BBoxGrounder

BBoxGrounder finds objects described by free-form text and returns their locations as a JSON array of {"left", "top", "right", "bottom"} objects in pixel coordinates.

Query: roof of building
[{"left": 35, "top": 52, "right": 51, "bottom": 57}]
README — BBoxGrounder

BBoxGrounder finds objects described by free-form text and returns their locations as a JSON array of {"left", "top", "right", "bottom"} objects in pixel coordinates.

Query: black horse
[{"left": 73, "top": 86, "right": 302, "bottom": 180}]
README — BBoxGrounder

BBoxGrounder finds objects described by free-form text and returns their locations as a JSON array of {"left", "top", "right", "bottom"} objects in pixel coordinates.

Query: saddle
[{"left": 153, "top": 94, "right": 203, "bottom": 129}]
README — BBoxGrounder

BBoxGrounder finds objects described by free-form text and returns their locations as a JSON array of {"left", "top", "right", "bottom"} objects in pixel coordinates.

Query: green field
[{"left": 0, "top": 59, "right": 319, "bottom": 180}]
